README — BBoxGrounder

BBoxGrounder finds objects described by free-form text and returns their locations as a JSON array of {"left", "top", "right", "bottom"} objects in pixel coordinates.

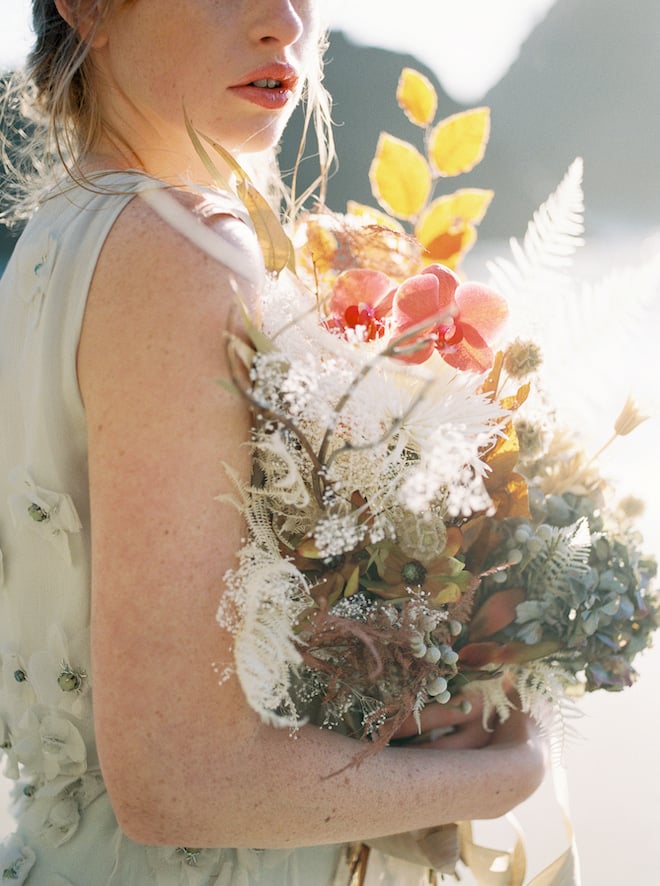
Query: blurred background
[{"left": 2, "top": 1, "right": 659, "bottom": 882}]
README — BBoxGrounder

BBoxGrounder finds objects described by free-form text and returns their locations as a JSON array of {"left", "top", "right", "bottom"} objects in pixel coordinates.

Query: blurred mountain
[
  {"left": 280, "top": 0, "right": 660, "bottom": 239},
  {"left": 478, "top": 0, "right": 660, "bottom": 237}
]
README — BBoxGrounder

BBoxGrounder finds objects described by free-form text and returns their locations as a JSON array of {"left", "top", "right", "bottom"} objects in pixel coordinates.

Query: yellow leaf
[
  {"left": 501, "top": 382, "right": 531, "bottom": 412},
  {"left": 369, "top": 133, "right": 433, "bottom": 221},
  {"left": 235, "top": 179, "right": 295, "bottom": 275},
  {"left": 481, "top": 351, "right": 505, "bottom": 401},
  {"left": 422, "top": 226, "right": 476, "bottom": 270},
  {"left": 196, "top": 128, "right": 295, "bottom": 274},
  {"left": 415, "top": 189, "right": 493, "bottom": 268},
  {"left": 396, "top": 67, "right": 438, "bottom": 127},
  {"left": 295, "top": 217, "right": 338, "bottom": 277},
  {"left": 344, "top": 566, "right": 361, "bottom": 597},
  {"left": 428, "top": 107, "right": 491, "bottom": 177}
]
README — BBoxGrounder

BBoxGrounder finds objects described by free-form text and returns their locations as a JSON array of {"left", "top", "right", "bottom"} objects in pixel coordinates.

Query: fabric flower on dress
[
  {"left": 0, "top": 717, "right": 20, "bottom": 780},
  {"left": 1, "top": 649, "right": 36, "bottom": 727},
  {"left": 7, "top": 467, "right": 82, "bottom": 564},
  {"left": 28, "top": 625, "right": 91, "bottom": 719},
  {"left": 146, "top": 845, "right": 233, "bottom": 886},
  {"left": 0, "top": 834, "right": 36, "bottom": 885},
  {"left": 391, "top": 264, "right": 508, "bottom": 371},
  {"left": 22, "top": 236, "right": 58, "bottom": 331},
  {"left": 13, "top": 706, "right": 87, "bottom": 782},
  {"left": 17, "top": 771, "right": 104, "bottom": 849}
]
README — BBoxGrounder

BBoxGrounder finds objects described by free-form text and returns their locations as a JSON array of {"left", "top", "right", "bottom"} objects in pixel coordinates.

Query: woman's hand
[{"left": 391, "top": 693, "right": 494, "bottom": 749}]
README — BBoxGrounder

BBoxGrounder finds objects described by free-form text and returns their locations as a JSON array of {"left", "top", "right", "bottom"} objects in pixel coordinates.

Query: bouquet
[{"left": 213, "top": 70, "right": 658, "bottom": 766}]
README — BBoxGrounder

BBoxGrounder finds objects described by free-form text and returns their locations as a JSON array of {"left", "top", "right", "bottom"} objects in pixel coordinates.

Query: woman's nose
[{"left": 248, "top": 1, "right": 305, "bottom": 47}]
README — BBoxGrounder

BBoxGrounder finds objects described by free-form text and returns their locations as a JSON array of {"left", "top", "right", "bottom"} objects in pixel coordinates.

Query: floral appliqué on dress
[
  {"left": 0, "top": 833, "right": 36, "bottom": 884},
  {"left": 22, "top": 236, "right": 58, "bottom": 331},
  {"left": 7, "top": 468, "right": 82, "bottom": 564}
]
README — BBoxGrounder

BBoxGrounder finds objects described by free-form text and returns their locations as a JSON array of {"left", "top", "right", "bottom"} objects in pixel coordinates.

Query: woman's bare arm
[{"left": 79, "top": 195, "right": 544, "bottom": 849}]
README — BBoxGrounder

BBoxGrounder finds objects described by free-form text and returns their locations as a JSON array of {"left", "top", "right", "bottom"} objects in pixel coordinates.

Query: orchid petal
[
  {"left": 391, "top": 273, "right": 442, "bottom": 363},
  {"left": 328, "top": 268, "right": 393, "bottom": 317},
  {"left": 455, "top": 282, "right": 508, "bottom": 341},
  {"left": 441, "top": 336, "right": 495, "bottom": 373},
  {"left": 393, "top": 273, "right": 440, "bottom": 326},
  {"left": 421, "top": 263, "right": 460, "bottom": 310}
]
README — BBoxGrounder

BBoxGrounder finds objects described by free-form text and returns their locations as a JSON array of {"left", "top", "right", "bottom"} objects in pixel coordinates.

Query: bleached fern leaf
[
  {"left": 487, "top": 159, "right": 585, "bottom": 332},
  {"left": 218, "top": 542, "right": 311, "bottom": 728},
  {"left": 471, "top": 676, "right": 515, "bottom": 729},
  {"left": 514, "top": 662, "right": 583, "bottom": 765},
  {"left": 472, "top": 666, "right": 583, "bottom": 764}
]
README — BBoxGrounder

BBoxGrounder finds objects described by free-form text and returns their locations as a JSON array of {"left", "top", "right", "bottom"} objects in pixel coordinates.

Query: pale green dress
[{"left": 0, "top": 173, "right": 354, "bottom": 885}]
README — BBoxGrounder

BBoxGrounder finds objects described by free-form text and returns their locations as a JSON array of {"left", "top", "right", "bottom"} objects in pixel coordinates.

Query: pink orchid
[
  {"left": 391, "top": 263, "right": 508, "bottom": 372},
  {"left": 325, "top": 269, "right": 394, "bottom": 341}
]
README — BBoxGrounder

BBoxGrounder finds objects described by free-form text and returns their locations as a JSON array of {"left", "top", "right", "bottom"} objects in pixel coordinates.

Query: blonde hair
[
  {"left": 1, "top": 0, "right": 335, "bottom": 224},
  {"left": 1, "top": 0, "right": 114, "bottom": 223}
]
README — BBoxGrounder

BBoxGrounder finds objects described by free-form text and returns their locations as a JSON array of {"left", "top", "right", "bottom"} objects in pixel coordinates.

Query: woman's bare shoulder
[
  {"left": 93, "top": 185, "right": 264, "bottom": 299},
  {"left": 78, "top": 185, "right": 261, "bottom": 398}
]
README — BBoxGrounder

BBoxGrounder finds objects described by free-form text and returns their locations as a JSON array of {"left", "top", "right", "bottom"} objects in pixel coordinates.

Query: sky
[
  {"left": 3, "top": 0, "right": 558, "bottom": 102},
  {"left": 323, "top": 0, "right": 558, "bottom": 102}
]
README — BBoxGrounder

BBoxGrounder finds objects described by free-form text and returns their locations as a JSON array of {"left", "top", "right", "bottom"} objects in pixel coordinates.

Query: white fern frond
[
  {"left": 222, "top": 548, "right": 310, "bottom": 728},
  {"left": 470, "top": 676, "right": 515, "bottom": 729},
  {"left": 470, "top": 666, "right": 583, "bottom": 765},
  {"left": 521, "top": 158, "right": 585, "bottom": 267},
  {"left": 487, "top": 159, "right": 585, "bottom": 333},
  {"left": 514, "top": 662, "right": 584, "bottom": 765}
]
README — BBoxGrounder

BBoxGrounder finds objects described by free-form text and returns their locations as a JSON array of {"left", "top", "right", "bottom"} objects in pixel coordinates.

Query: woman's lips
[{"left": 229, "top": 64, "right": 299, "bottom": 109}]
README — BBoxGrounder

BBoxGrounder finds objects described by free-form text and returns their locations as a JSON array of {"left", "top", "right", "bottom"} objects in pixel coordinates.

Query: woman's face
[{"left": 91, "top": 0, "right": 320, "bottom": 172}]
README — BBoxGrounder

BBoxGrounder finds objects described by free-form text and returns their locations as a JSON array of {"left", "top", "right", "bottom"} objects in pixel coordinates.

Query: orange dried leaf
[
  {"left": 459, "top": 638, "right": 559, "bottom": 667},
  {"left": 396, "top": 67, "right": 438, "bottom": 127},
  {"left": 481, "top": 352, "right": 504, "bottom": 400},
  {"left": 369, "top": 133, "right": 433, "bottom": 221},
  {"left": 469, "top": 588, "right": 526, "bottom": 641},
  {"left": 428, "top": 107, "right": 491, "bottom": 177},
  {"left": 489, "top": 472, "right": 530, "bottom": 520},
  {"left": 458, "top": 641, "right": 505, "bottom": 668},
  {"left": 496, "top": 639, "right": 561, "bottom": 665},
  {"left": 501, "top": 382, "right": 531, "bottom": 412},
  {"left": 484, "top": 422, "right": 520, "bottom": 478}
]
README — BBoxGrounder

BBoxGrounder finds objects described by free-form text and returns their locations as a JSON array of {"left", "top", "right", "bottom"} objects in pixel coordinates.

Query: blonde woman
[{"left": 0, "top": 2, "right": 544, "bottom": 883}]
